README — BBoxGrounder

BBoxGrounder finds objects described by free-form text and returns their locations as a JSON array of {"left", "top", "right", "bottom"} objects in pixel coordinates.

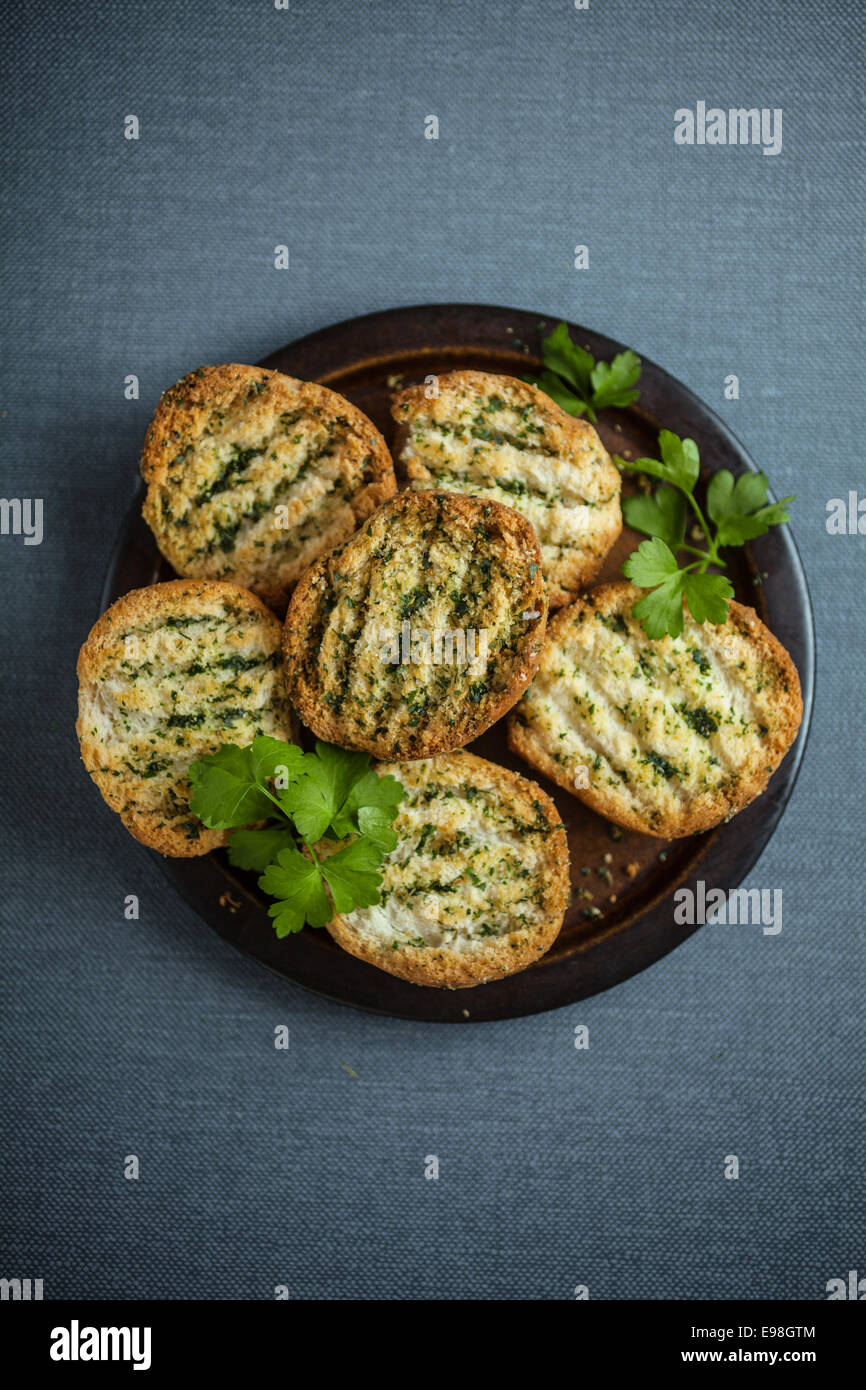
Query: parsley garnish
[
  {"left": 616, "top": 430, "right": 794, "bottom": 639},
  {"left": 189, "top": 737, "right": 404, "bottom": 937},
  {"left": 526, "top": 321, "right": 641, "bottom": 423}
]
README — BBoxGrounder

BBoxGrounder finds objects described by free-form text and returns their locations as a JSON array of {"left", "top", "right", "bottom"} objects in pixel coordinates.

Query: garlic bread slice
[
  {"left": 77, "top": 580, "right": 296, "bottom": 855},
  {"left": 325, "top": 750, "right": 569, "bottom": 987},
  {"left": 283, "top": 490, "right": 548, "bottom": 760},
  {"left": 142, "top": 364, "right": 396, "bottom": 610},
  {"left": 392, "top": 369, "right": 621, "bottom": 606},
  {"left": 508, "top": 581, "right": 802, "bottom": 837}
]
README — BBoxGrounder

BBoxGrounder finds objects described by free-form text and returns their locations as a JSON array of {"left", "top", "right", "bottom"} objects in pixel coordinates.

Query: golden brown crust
[
  {"left": 324, "top": 750, "right": 570, "bottom": 987},
  {"left": 283, "top": 490, "right": 548, "bottom": 759},
  {"left": 76, "top": 579, "right": 296, "bottom": 856},
  {"left": 507, "top": 580, "right": 803, "bottom": 837},
  {"left": 391, "top": 368, "right": 622, "bottom": 607},
  {"left": 141, "top": 364, "right": 396, "bottom": 610}
]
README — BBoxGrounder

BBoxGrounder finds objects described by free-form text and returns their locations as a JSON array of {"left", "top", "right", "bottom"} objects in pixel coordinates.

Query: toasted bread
[
  {"left": 391, "top": 369, "right": 621, "bottom": 607},
  {"left": 324, "top": 750, "right": 569, "bottom": 987},
  {"left": 507, "top": 580, "right": 803, "bottom": 837},
  {"left": 141, "top": 364, "right": 396, "bottom": 610},
  {"left": 77, "top": 580, "right": 296, "bottom": 855},
  {"left": 283, "top": 490, "right": 548, "bottom": 759}
]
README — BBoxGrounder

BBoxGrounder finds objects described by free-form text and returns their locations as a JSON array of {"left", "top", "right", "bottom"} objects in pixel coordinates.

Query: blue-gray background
[{"left": 1, "top": 0, "right": 863, "bottom": 1300}]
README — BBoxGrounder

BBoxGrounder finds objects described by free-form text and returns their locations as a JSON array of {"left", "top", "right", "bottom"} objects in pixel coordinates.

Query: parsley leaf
[
  {"left": 681, "top": 571, "right": 734, "bottom": 625},
  {"left": 707, "top": 469, "right": 795, "bottom": 547},
  {"left": 258, "top": 838, "right": 385, "bottom": 937},
  {"left": 658, "top": 430, "right": 701, "bottom": 492},
  {"left": 250, "top": 735, "right": 305, "bottom": 788},
  {"left": 526, "top": 322, "right": 642, "bottom": 423},
  {"left": 533, "top": 369, "right": 590, "bottom": 418},
  {"left": 354, "top": 805, "right": 401, "bottom": 851},
  {"left": 188, "top": 738, "right": 405, "bottom": 939},
  {"left": 189, "top": 737, "right": 302, "bottom": 828},
  {"left": 331, "top": 768, "right": 404, "bottom": 849},
  {"left": 625, "top": 539, "right": 688, "bottom": 638},
  {"left": 539, "top": 321, "right": 594, "bottom": 398},
  {"left": 319, "top": 838, "right": 385, "bottom": 913},
  {"left": 259, "top": 845, "right": 332, "bottom": 937},
  {"left": 623, "top": 536, "right": 681, "bottom": 588},
  {"left": 616, "top": 430, "right": 700, "bottom": 493},
  {"left": 632, "top": 576, "right": 687, "bottom": 640},
  {"left": 622, "top": 485, "right": 687, "bottom": 550},
  {"left": 618, "top": 430, "right": 792, "bottom": 639},
  {"left": 625, "top": 545, "right": 734, "bottom": 639},
  {"left": 227, "top": 824, "right": 297, "bottom": 872},
  {"left": 279, "top": 742, "right": 375, "bottom": 843},
  {"left": 589, "top": 350, "right": 641, "bottom": 411}
]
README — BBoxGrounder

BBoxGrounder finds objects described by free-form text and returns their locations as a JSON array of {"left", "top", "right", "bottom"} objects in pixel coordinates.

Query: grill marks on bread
[
  {"left": 283, "top": 491, "right": 548, "bottom": 759},
  {"left": 391, "top": 370, "right": 621, "bottom": 606},
  {"left": 508, "top": 581, "right": 802, "bottom": 837},
  {"left": 325, "top": 751, "right": 570, "bottom": 987},
  {"left": 141, "top": 364, "right": 396, "bottom": 610},
  {"left": 76, "top": 580, "right": 295, "bottom": 855}
]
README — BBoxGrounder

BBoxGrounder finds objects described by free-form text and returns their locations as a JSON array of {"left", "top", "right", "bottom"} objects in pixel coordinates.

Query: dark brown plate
[{"left": 101, "top": 304, "right": 814, "bottom": 1021}]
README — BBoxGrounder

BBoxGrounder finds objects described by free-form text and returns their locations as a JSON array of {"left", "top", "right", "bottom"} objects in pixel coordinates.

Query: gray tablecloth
[{"left": 1, "top": 0, "right": 863, "bottom": 1300}]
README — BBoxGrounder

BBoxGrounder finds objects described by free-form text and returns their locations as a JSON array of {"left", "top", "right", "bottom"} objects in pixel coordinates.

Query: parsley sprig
[
  {"left": 527, "top": 322, "right": 794, "bottom": 640},
  {"left": 189, "top": 738, "right": 404, "bottom": 937},
  {"left": 615, "top": 430, "right": 794, "bottom": 639},
  {"left": 526, "top": 321, "right": 642, "bottom": 423}
]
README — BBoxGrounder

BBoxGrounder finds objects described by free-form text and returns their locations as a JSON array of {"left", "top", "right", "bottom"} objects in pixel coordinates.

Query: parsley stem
[
  {"left": 260, "top": 783, "right": 292, "bottom": 820},
  {"left": 679, "top": 543, "right": 713, "bottom": 561},
  {"left": 686, "top": 492, "right": 715, "bottom": 555}
]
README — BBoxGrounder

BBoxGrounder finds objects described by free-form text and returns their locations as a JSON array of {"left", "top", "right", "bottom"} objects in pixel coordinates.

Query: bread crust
[
  {"left": 507, "top": 580, "right": 803, "bottom": 837},
  {"left": 391, "top": 368, "right": 622, "bottom": 607},
  {"left": 141, "top": 364, "right": 396, "bottom": 610},
  {"left": 76, "top": 579, "right": 296, "bottom": 856},
  {"left": 325, "top": 750, "right": 570, "bottom": 987},
  {"left": 284, "top": 490, "right": 548, "bottom": 759}
]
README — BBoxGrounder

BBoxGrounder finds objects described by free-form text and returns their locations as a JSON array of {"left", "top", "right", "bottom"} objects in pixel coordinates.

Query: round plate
[{"left": 102, "top": 304, "right": 814, "bottom": 1021}]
